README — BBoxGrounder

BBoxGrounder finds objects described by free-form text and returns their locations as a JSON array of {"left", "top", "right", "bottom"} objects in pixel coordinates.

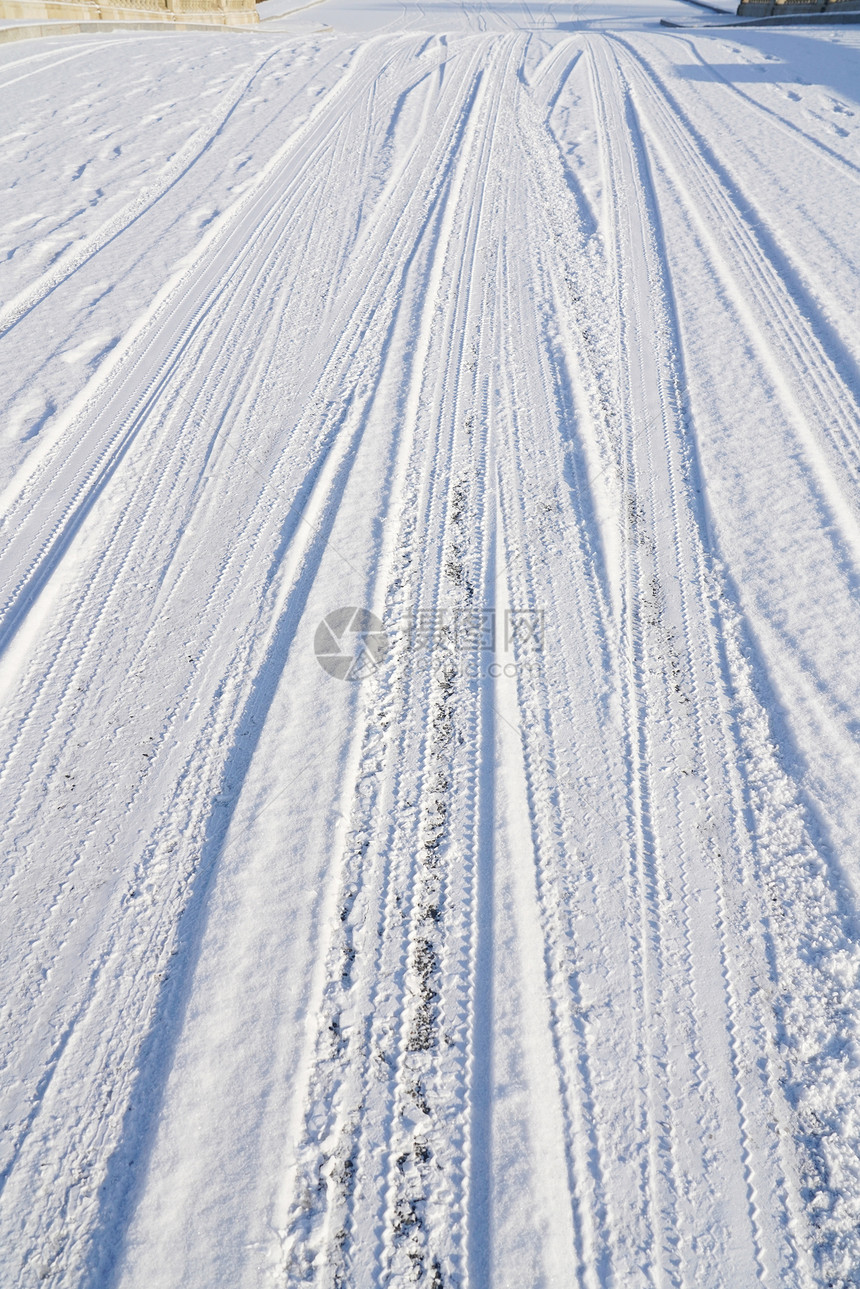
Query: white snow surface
[{"left": 1, "top": 7, "right": 860, "bottom": 1287}]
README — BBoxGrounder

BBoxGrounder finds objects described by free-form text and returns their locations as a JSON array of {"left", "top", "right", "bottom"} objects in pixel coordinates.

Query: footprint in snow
[
  {"left": 5, "top": 391, "right": 57, "bottom": 443},
  {"left": 61, "top": 331, "right": 119, "bottom": 369},
  {"left": 190, "top": 206, "right": 220, "bottom": 230}
]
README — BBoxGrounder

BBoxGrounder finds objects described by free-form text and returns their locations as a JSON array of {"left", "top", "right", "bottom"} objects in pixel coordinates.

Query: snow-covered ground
[{"left": 2, "top": 7, "right": 860, "bottom": 1287}]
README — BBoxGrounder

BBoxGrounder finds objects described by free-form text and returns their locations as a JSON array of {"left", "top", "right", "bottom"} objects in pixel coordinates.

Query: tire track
[
  {"left": 586, "top": 43, "right": 674, "bottom": 1283},
  {"left": 0, "top": 40, "right": 448, "bottom": 883},
  {"left": 493, "top": 404, "right": 608, "bottom": 1286},
  {"left": 0, "top": 40, "right": 497, "bottom": 1286},
  {"left": 0, "top": 31, "right": 470, "bottom": 1008},
  {"left": 609, "top": 37, "right": 860, "bottom": 547},
  {"left": 0, "top": 64, "right": 359, "bottom": 848},
  {"left": 277, "top": 40, "right": 520, "bottom": 1288},
  {"left": 490, "top": 84, "right": 649, "bottom": 1282},
  {"left": 378, "top": 40, "right": 517, "bottom": 1289},
  {"left": 0, "top": 37, "right": 417, "bottom": 653},
  {"left": 607, "top": 34, "right": 860, "bottom": 1284},
  {"left": 5, "top": 21, "right": 857, "bottom": 1289},
  {"left": 2, "top": 259, "right": 402, "bottom": 1283},
  {"left": 0, "top": 39, "right": 134, "bottom": 92},
  {"left": 588, "top": 36, "right": 777, "bottom": 1285},
  {"left": 248, "top": 35, "right": 500, "bottom": 1283}
]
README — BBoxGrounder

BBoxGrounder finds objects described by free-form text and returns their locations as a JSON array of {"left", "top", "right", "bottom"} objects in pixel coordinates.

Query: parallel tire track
[
  {"left": 0, "top": 39, "right": 504, "bottom": 1288},
  {"left": 587, "top": 36, "right": 777, "bottom": 1285},
  {"left": 609, "top": 37, "right": 860, "bottom": 544}
]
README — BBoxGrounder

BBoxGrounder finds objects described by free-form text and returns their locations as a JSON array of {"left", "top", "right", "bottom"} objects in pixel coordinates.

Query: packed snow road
[{"left": 2, "top": 7, "right": 860, "bottom": 1287}]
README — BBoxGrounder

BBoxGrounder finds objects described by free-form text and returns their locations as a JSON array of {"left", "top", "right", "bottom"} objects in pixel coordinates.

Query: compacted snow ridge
[{"left": 1, "top": 9, "right": 860, "bottom": 1289}]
